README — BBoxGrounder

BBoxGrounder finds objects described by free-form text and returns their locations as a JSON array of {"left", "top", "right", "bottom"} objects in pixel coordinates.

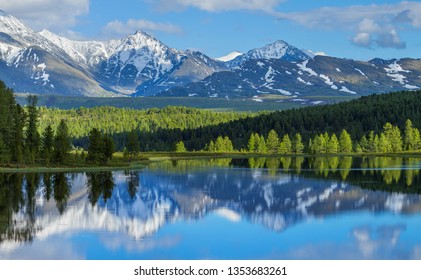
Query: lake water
[{"left": 1, "top": 156, "right": 421, "bottom": 260}]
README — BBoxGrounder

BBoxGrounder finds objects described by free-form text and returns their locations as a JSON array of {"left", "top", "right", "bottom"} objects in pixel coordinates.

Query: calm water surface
[{"left": 1, "top": 156, "right": 421, "bottom": 259}]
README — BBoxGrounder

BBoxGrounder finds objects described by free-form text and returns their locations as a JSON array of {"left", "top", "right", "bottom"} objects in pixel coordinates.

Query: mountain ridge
[{"left": 0, "top": 9, "right": 420, "bottom": 99}]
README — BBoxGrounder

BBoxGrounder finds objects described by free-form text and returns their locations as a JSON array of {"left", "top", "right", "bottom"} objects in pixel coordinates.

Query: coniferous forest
[{"left": 1, "top": 78, "right": 421, "bottom": 167}]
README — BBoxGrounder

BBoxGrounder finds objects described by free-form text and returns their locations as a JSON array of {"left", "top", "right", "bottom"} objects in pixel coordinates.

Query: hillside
[{"left": 131, "top": 90, "right": 421, "bottom": 151}]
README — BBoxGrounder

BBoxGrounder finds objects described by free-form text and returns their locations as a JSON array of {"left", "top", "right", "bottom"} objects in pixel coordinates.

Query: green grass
[{"left": 3, "top": 150, "right": 421, "bottom": 173}]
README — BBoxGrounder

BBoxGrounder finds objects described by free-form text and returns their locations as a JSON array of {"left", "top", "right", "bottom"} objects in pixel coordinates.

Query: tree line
[
  {"left": 0, "top": 82, "right": 72, "bottom": 165},
  {"left": 128, "top": 90, "right": 421, "bottom": 152}
]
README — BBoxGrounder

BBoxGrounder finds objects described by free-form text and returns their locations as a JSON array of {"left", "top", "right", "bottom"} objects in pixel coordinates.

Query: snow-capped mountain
[
  {"left": 161, "top": 56, "right": 421, "bottom": 99},
  {"left": 0, "top": 10, "right": 224, "bottom": 96},
  {"left": 1, "top": 9, "right": 421, "bottom": 99},
  {"left": 226, "top": 40, "right": 312, "bottom": 68}
]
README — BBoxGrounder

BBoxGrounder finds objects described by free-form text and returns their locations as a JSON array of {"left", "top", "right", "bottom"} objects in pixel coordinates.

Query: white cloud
[
  {"left": 276, "top": 1, "right": 421, "bottom": 49},
  {"left": 102, "top": 19, "right": 183, "bottom": 37},
  {"left": 0, "top": 0, "right": 89, "bottom": 32},
  {"left": 148, "top": 0, "right": 284, "bottom": 13}
]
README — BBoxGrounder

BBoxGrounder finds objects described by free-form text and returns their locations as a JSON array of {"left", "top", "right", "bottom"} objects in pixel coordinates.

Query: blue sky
[{"left": 1, "top": 0, "right": 421, "bottom": 60}]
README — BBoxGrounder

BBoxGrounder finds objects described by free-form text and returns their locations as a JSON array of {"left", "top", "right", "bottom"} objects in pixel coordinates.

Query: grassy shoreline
[{"left": 1, "top": 151, "right": 421, "bottom": 172}]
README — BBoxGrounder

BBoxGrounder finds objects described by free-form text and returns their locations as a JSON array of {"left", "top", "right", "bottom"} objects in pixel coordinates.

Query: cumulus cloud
[
  {"left": 0, "top": 0, "right": 89, "bottom": 32},
  {"left": 276, "top": 1, "right": 421, "bottom": 49},
  {"left": 147, "top": 0, "right": 284, "bottom": 13},
  {"left": 102, "top": 19, "right": 183, "bottom": 37}
]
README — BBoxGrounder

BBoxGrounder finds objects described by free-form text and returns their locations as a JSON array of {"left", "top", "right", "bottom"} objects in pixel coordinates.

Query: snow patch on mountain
[
  {"left": 297, "top": 60, "right": 317, "bottom": 76},
  {"left": 215, "top": 51, "right": 243, "bottom": 62}
]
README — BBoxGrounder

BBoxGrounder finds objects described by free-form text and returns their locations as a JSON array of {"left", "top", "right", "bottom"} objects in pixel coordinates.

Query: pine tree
[
  {"left": 266, "top": 130, "right": 279, "bottom": 153},
  {"left": 87, "top": 128, "right": 102, "bottom": 163},
  {"left": 41, "top": 125, "right": 54, "bottom": 165},
  {"left": 257, "top": 135, "right": 267, "bottom": 153},
  {"left": 404, "top": 120, "right": 416, "bottom": 151},
  {"left": 378, "top": 133, "right": 390, "bottom": 152},
  {"left": 279, "top": 134, "right": 292, "bottom": 154},
  {"left": 126, "top": 130, "right": 140, "bottom": 158},
  {"left": 327, "top": 134, "right": 339, "bottom": 154},
  {"left": 383, "top": 122, "right": 402, "bottom": 152},
  {"left": 248, "top": 133, "right": 256, "bottom": 152},
  {"left": 339, "top": 129, "right": 353, "bottom": 153},
  {"left": 25, "top": 95, "right": 40, "bottom": 161},
  {"left": 293, "top": 133, "right": 305, "bottom": 154},
  {"left": 54, "top": 119, "right": 71, "bottom": 164},
  {"left": 103, "top": 134, "right": 115, "bottom": 161},
  {"left": 11, "top": 104, "right": 26, "bottom": 163},
  {"left": 175, "top": 141, "right": 187, "bottom": 152}
]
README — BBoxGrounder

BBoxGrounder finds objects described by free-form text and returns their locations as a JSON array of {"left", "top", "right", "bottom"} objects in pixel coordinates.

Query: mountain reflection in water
[{"left": 1, "top": 156, "right": 421, "bottom": 259}]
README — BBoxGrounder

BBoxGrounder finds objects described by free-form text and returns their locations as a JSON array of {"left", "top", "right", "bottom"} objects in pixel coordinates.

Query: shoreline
[{"left": 1, "top": 151, "right": 421, "bottom": 172}]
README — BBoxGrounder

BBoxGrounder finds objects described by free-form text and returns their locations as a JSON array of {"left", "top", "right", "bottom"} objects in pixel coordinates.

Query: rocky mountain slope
[{"left": 1, "top": 9, "right": 420, "bottom": 98}]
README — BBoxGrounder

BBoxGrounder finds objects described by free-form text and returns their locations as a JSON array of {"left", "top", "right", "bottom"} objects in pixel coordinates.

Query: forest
[{"left": 1, "top": 78, "right": 421, "bottom": 167}]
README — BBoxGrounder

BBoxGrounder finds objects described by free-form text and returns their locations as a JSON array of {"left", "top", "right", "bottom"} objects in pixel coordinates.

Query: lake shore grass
[{"left": 1, "top": 150, "right": 421, "bottom": 172}]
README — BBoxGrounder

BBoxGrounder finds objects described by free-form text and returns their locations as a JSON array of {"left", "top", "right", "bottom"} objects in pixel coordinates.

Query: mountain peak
[{"left": 226, "top": 39, "right": 311, "bottom": 67}]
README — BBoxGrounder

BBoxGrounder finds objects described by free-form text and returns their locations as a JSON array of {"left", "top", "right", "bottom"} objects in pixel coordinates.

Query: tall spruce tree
[
  {"left": 25, "top": 95, "right": 40, "bottom": 162},
  {"left": 54, "top": 120, "right": 71, "bottom": 164},
  {"left": 41, "top": 125, "right": 54, "bottom": 165}
]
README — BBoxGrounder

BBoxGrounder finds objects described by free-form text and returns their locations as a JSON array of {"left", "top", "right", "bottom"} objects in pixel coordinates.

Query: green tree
[
  {"left": 327, "top": 134, "right": 339, "bottom": 154},
  {"left": 266, "top": 130, "right": 279, "bottom": 153},
  {"left": 248, "top": 133, "right": 256, "bottom": 152},
  {"left": 339, "top": 129, "right": 353, "bottom": 153},
  {"left": 126, "top": 130, "right": 140, "bottom": 158},
  {"left": 378, "top": 132, "right": 390, "bottom": 152},
  {"left": 256, "top": 135, "right": 267, "bottom": 153},
  {"left": 293, "top": 133, "right": 305, "bottom": 154},
  {"left": 10, "top": 104, "right": 26, "bottom": 163},
  {"left": 404, "top": 119, "right": 421, "bottom": 151},
  {"left": 279, "top": 134, "right": 292, "bottom": 154},
  {"left": 41, "top": 125, "right": 54, "bottom": 165},
  {"left": 54, "top": 119, "right": 71, "bottom": 164},
  {"left": 103, "top": 134, "right": 115, "bottom": 161},
  {"left": 25, "top": 95, "right": 40, "bottom": 162},
  {"left": 87, "top": 128, "right": 102, "bottom": 163},
  {"left": 383, "top": 122, "right": 402, "bottom": 152},
  {"left": 175, "top": 141, "right": 187, "bottom": 152}
]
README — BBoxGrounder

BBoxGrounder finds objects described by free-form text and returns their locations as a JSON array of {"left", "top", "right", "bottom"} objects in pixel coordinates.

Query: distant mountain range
[{"left": 0, "top": 9, "right": 420, "bottom": 98}]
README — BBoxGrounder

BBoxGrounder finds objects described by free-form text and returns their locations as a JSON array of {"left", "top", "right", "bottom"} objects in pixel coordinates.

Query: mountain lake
[{"left": 1, "top": 156, "right": 421, "bottom": 260}]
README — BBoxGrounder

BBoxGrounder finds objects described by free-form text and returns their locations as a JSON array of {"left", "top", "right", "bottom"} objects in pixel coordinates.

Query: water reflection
[{"left": 1, "top": 156, "right": 421, "bottom": 259}]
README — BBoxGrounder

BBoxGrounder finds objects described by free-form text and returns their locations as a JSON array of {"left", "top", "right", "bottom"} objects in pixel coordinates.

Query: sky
[{"left": 1, "top": 0, "right": 421, "bottom": 60}]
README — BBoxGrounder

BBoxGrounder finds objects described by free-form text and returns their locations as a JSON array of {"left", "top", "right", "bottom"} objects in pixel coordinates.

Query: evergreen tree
[
  {"left": 266, "top": 130, "right": 279, "bottom": 153},
  {"left": 378, "top": 132, "right": 390, "bottom": 152},
  {"left": 0, "top": 81, "right": 15, "bottom": 162},
  {"left": 87, "top": 128, "right": 102, "bottom": 163},
  {"left": 54, "top": 119, "right": 71, "bottom": 164},
  {"left": 10, "top": 104, "right": 26, "bottom": 163},
  {"left": 25, "top": 95, "right": 40, "bottom": 161},
  {"left": 327, "top": 134, "right": 339, "bottom": 154},
  {"left": 41, "top": 125, "right": 54, "bottom": 165},
  {"left": 383, "top": 122, "right": 402, "bottom": 152},
  {"left": 311, "top": 134, "right": 326, "bottom": 154},
  {"left": 339, "top": 129, "right": 353, "bottom": 153},
  {"left": 367, "top": 131, "right": 379, "bottom": 152},
  {"left": 175, "top": 141, "right": 187, "bottom": 152},
  {"left": 126, "top": 130, "right": 140, "bottom": 158},
  {"left": 293, "top": 133, "right": 305, "bottom": 154},
  {"left": 103, "top": 134, "right": 115, "bottom": 161},
  {"left": 279, "top": 134, "right": 292, "bottom": 154},
  {"left": 257, "top": 135, "right": 267, "bottom": 153},
  {"left": 248, "top": 133, "right": 256, "bottom": 152},
  {"left": 207, "top": 140, "right": 216, "bottom": 152},
  {"left": 404, "top": 119, "right": 421, "bottom": 151}
]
